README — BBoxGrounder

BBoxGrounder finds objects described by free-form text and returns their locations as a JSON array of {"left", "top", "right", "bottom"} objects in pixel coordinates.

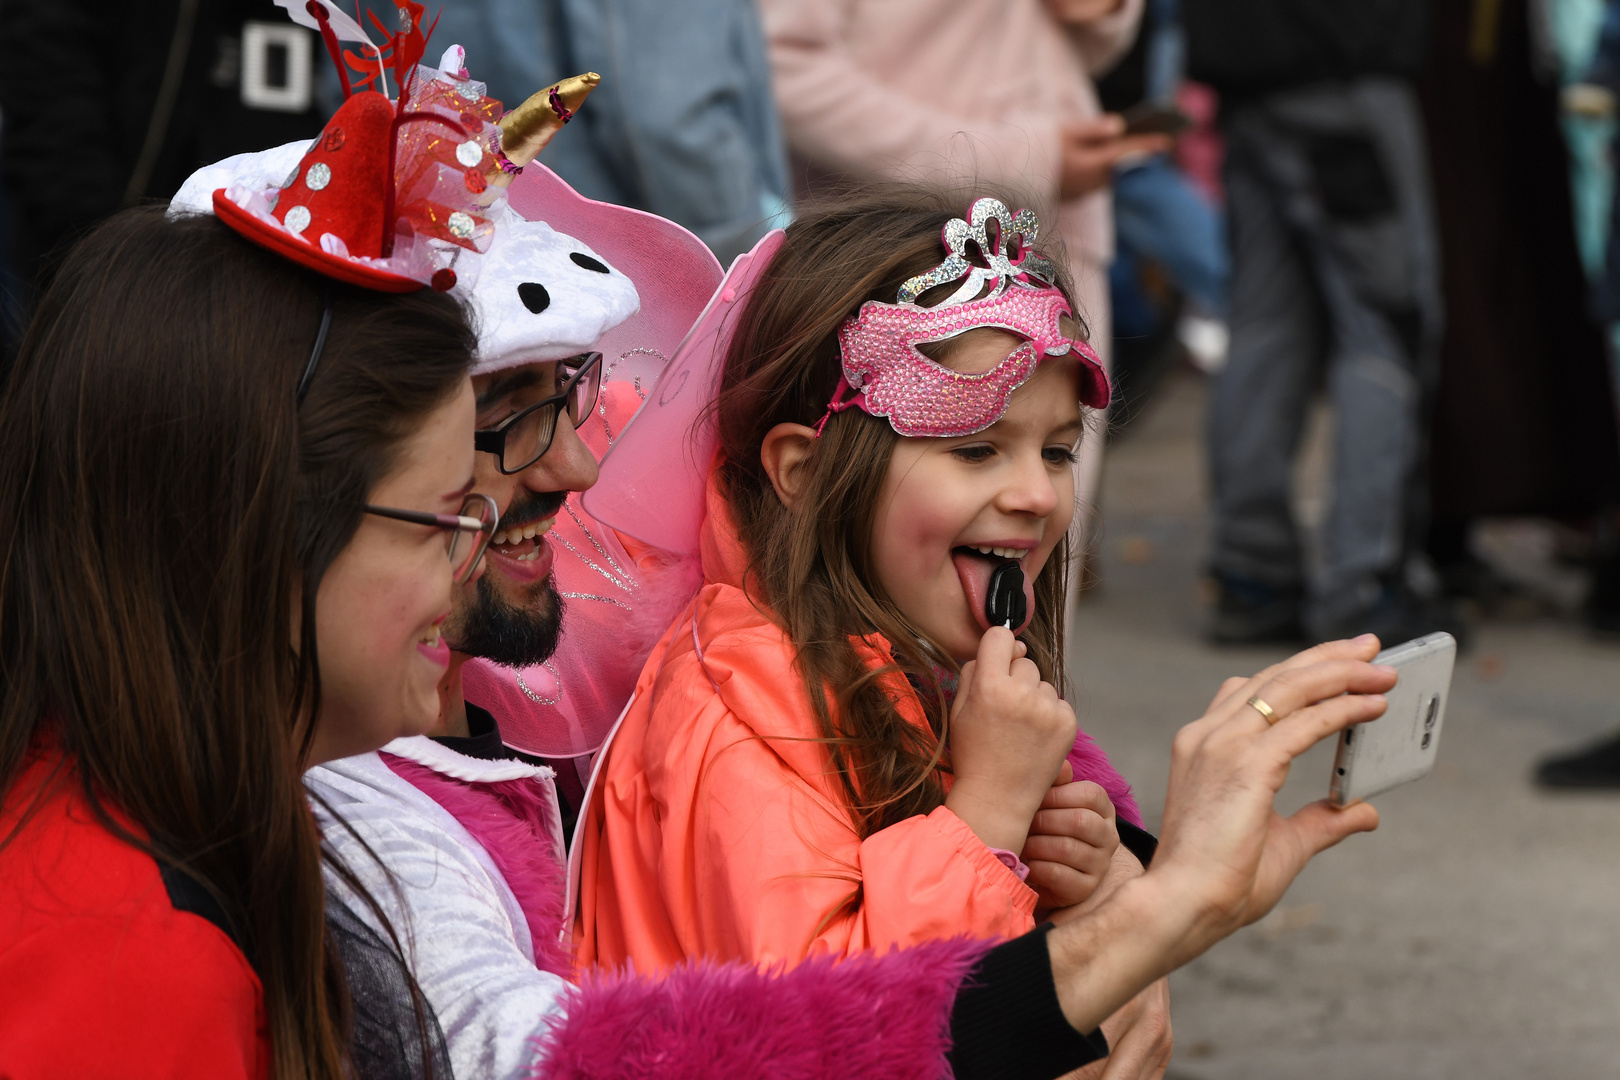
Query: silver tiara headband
[{"left": 895, "top": 198, "right": 1060, "bottom": 307}]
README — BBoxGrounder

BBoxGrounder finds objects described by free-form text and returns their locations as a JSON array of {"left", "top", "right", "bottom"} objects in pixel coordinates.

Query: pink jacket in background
[{"left": 760, "top": 0, "right": 1143, "bottom": 269}]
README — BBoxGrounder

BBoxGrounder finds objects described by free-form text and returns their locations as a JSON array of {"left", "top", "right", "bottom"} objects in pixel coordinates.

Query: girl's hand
[
  {"left": 944, "top": 626, "right": 1079, "bottom": 856},
  {"left": 1023, "top": 776, "right": 1120, "bottom": 916}
]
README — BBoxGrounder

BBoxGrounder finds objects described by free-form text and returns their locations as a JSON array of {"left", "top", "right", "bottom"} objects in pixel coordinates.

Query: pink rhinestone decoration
[{"left": 824, "top": 197, "right": 1111, "bottom": 439}]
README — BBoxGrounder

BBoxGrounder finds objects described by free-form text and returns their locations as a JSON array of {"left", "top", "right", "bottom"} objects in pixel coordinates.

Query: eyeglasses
[
  {"left": 474, "top": 352, "right": 603, "bottom": 474},
  {"left": 363, "top": 493, "right": 500, "bottom": 584}
]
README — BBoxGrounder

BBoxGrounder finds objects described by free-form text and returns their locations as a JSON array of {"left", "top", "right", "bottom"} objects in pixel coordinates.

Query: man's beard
[
  {"left": 445, "top": 488, "right": 569, "bottom": 668},
  {"left": 447, "top": 573, "right": 566, "bottom": 668}
]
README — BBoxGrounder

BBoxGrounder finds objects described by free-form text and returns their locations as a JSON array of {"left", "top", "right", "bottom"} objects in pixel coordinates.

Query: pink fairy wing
[{"left": 582, "top": 229, "right": 785, "bottom": 556}]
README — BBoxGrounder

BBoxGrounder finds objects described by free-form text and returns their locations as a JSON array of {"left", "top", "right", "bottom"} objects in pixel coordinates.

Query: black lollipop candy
[{"left": 985, "top": 562, "right": 1028, "bottom": 630}]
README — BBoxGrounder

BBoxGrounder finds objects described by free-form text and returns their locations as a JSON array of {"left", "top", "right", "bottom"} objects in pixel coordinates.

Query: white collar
[{"left": 379, "top": 734, "right": 555, "bottom": 785}]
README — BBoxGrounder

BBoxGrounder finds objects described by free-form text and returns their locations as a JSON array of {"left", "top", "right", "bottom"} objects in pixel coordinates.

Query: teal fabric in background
[{"left": 1548, "top": 0, "right": 1614, "bottom": 278}]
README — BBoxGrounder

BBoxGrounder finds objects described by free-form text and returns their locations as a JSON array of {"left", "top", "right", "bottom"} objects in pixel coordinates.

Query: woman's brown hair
[
  {"left": 713, "top": 187, "right": 1083, "bottom": 839},
  {"left": 0, "top": 206, "right": 474, "bottom": 1079}
]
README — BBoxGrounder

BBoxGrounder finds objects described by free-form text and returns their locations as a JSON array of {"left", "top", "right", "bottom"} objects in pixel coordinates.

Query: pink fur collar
[{"left": 533, "top": 937, "right": 995, "bottom": 1079}]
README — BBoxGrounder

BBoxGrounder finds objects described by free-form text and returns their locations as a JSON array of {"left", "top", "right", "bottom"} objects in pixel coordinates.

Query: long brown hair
[
  {"left": 713, "top": 188, "right": 1081, "bottom": 838},
  {"left": 0, "top": 206, "right": 475, "bottom": 1079}
]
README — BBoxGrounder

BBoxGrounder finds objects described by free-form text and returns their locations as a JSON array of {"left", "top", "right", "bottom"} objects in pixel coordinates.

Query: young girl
[{"left": 578, "top": 191, "right": 1144, "bottom": 972}]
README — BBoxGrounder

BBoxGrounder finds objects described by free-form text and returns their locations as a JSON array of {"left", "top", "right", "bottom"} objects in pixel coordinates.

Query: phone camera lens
[{"left": 1424, "top": 696, "right": 1439, "bottom": 730}]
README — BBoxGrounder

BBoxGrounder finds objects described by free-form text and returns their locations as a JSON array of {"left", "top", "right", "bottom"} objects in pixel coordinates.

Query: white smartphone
[{"left": 1328, "top": 632, "right": 1456, "bottom": 806}]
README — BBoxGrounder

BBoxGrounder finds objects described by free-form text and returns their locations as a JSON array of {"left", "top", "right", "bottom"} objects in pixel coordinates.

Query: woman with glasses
[{"left": 0, "top": 204, "right": 491, "bottom": 1078}]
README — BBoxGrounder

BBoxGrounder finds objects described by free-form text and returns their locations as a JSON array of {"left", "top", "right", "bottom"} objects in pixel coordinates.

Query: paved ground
[{"left": 1070, "top": 368, "right": 1620, "bottom": 1080}]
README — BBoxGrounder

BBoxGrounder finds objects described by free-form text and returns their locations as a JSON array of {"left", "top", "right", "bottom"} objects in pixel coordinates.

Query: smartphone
[
  {"left": 1328, "top": 632, "right": 1456, "bottom": 806},
  {"left": 1120, "top": 101, "right": 1193, "bottom": 138}
]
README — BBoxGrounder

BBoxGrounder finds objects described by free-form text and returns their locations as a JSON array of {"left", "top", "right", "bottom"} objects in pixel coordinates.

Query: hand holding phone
[
  {"left": 1329, "top": 633, "right": 1456, "bottom": 806},
  {"left": 1119, "top": 101, "right": 1193, "bottom": 138}
]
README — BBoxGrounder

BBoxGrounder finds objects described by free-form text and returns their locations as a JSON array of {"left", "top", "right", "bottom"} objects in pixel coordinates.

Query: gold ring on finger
[{"left": 1247, "top": 695, "right": 1279, "bottom": 725}]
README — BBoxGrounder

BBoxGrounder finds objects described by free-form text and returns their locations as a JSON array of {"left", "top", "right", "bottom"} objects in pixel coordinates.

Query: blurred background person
[
  {"left": 1552, "top": 0, "right": 1620, "bottom": 646},
  {"left": 0, "top": 0, "right": 326, "bottom": 372},
  {"left": 1184, "top": 0, "right": 1457, "bottom": 646},
  {"left": 1416, "top": 0, "right": 1620, "bottom": 648},
  {"left": 1095, "top": 0, "right": 1230, "bottom": 426},
  {"left": 1517, "top": 0, "right": 1620, "bottom": 788},
  {"left": 757, "top": 0, "right": 1169, "bottom": 613},
  {"left": 417, "top": 0, "right": 791, "bottom": 264}
]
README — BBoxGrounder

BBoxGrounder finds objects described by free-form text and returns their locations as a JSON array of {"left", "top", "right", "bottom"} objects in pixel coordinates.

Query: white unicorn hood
[{"left": 468, "top": 207, "right": 641, "bottom": 373}]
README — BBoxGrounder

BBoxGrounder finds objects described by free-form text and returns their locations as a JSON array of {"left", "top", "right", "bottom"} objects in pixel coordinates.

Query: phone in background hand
[
  {"left": 1119, "top": 101, "right": 1193, "bottom": 138},
  {"left": 1329, "top": 633, "right": 1456, "bottom": 806}
]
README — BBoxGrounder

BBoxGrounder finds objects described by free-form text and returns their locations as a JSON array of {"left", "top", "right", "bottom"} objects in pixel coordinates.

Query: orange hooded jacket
[{"left": 574, "top": 484, "right": 1037, "bottom": 973}]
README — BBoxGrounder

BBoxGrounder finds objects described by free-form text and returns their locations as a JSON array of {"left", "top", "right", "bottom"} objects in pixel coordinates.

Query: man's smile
[
  {"left": 489, "top": 514, "right": 557, "bottom": 560},
  {"left": 482, "top": 491, "right": 567, "bottom": 584}
]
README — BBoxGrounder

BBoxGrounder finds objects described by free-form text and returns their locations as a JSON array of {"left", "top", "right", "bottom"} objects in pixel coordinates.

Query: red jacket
[{"left": 0, "top": 745, "right": 268, "bottom": 1080}]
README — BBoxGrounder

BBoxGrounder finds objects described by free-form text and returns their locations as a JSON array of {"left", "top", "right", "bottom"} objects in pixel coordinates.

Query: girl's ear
[{"left": 760, "top": 422, "right": 820, "bottom": 509}]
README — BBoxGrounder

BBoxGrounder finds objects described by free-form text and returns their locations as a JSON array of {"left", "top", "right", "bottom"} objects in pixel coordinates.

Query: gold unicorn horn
[{"left": 496, "top": 72, "right": 600, "bottom": 174}]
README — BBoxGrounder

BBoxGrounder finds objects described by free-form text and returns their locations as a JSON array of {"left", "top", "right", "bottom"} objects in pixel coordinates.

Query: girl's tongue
[{"left": 952, "top": 548, "right": 1036, "bottom": 633}]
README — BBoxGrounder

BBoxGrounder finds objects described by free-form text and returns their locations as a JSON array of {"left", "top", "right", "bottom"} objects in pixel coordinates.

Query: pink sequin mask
[{"left": 818, "top": 198, "right": 1111, "bottom": 439}]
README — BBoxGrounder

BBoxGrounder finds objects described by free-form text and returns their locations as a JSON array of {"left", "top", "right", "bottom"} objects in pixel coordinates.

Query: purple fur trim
[
  {"left": 531, "top": 937, "right": 996, "bottom": 1080},
  {"left": 1067, "top": 728, "right": 1141, "bottom": 828},
  {"left": 383, "top": 754, "right": 573, "bottom": 977}
]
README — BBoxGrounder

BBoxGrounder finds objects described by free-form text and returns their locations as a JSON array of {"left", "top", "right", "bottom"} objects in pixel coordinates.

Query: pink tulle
[
  {"left": 531, "top": 937, "right": 995, "bottom": 1080},
  {"left": 382, "top": 754, "right": 573, "bottom": 977}
]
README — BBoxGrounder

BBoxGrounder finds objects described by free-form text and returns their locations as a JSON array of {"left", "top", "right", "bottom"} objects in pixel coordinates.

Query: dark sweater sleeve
[
  {"left": 949, "top": 923, "right": 1108, "bottom": 1080},
  {"left": 1118, "top": 820, "right": 1158, "bottom": 868}
]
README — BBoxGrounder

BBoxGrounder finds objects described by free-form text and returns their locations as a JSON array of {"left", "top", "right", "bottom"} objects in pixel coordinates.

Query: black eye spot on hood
[
  {"left": 569, "top": 252, "right": 610, "bottom": 274},
  {"left": 518, "top": 282, "right": 551, "bottom": 313}
]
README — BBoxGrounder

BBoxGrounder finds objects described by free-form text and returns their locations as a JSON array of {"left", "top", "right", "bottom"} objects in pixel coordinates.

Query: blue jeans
[{"left": 1113, "top": 156, "right": 1228, "bottom": 315}]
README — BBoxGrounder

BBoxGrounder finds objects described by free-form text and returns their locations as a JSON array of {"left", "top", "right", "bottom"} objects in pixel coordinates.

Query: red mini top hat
[
  {"left": 213, "top": 0, "right": 509, "bottom": 292},
  {"left": 214, "top": 91, "right": 429, "bottom": 289}
]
